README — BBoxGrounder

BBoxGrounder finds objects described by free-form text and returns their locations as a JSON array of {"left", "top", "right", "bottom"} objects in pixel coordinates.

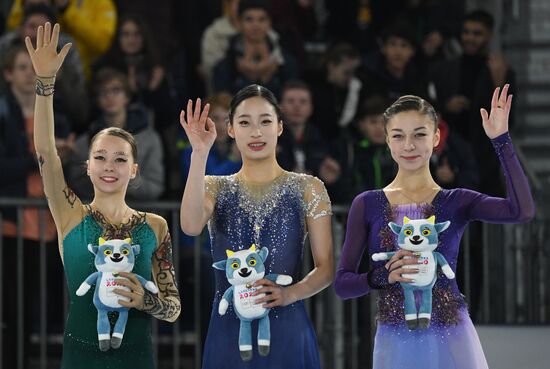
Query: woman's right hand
[
  {"left": 385, "top": 249, "right": 420, "bottom": 284},
  {"left": 179, "top": 98, "right": 217, "bottom": 154},
  {"left": 24, "top": 22, "right": 71, "bottom": 77}
]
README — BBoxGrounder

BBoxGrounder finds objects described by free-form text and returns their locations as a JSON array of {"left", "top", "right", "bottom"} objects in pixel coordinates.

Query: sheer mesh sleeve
[
  {"left": 38, "top": 151, "right": 84, "bottom": 237},
  {"left": 334, "top": 192, "right": 380, "bottom": 299},
  {"left": 204, "top": 175, "right": 221, "bottom": 203},
  {"left": 458, "top": 133, "right": 535, "bottom": 223},
  {"left": 142, "top": 214, "right": 181, "bottom": 322},
  {"left": 304, "top": 175, "right": 332, "bottom": 219}
]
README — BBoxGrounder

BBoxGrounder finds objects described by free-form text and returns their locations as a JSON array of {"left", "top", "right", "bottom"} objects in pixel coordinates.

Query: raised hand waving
[
  {"left": 24, "top": 22, "right": 72, "bottom": 78},
  {"left": 480, "top": 84, "right": 513, "bottom": 139},
  {"left": 179, "top": 98, "right": 217, "bottom": 154}
]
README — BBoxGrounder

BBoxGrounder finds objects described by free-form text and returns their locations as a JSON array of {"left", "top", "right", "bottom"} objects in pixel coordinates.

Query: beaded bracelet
[{"left": 36, "top": 75, "right": 56, "bottom": 96}]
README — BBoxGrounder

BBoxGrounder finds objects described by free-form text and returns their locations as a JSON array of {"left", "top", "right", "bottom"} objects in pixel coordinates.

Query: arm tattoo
[
  {"left": 62, "top": 186, "right": 77, "bottom": 208},
  {"left": 36, "top": 78, "right": 55, "bottom": 96},
  {"left": 142, "top": 289, "right": 181, "bottom": 321},
  {"left": 38, "top": 155, "right": 45, "bottom": 176},
  {"left": 141, "top": 232, "right": 181, "bottom": 321}
]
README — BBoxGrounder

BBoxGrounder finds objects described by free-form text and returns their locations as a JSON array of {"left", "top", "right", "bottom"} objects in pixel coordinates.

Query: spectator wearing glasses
[{"left": 67, "top": 67, "right": 165, "bottom": 201}]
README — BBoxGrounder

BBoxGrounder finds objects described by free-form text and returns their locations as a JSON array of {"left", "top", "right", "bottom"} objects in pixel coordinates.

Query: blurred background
[{"left": 1, "top": 0, "right": 549, "bottom": 368}]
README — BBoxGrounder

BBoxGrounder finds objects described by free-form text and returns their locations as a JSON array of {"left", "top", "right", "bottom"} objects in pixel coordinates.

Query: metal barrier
[
  {"left": 480, "top": 219, "right": 550, "bottom": 324},
  {"left": 1, "top": 197, "right": 547, "bottom": 369}
]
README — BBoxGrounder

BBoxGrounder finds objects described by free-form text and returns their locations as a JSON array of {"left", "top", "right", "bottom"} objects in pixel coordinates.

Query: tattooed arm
[
  {"left": 140, "top": 216, "right": 181, "bottom": 322},
  {"left": 26, "top": 23, "right": 83, "bottom": 234}
]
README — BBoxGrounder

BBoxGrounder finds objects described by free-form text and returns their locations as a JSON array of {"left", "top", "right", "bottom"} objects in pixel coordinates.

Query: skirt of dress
[
  {"left": 61, "top": 331, "right": 154, "bottom": 369},
  {"left": 373, "top": 309, "right": 488, "bottom": 369},
  {"left": 202, "top": 300, "right": 321, "bottom": 369},
  {"left": 61, "top": 310, "right": 154, "bottom": 369}
]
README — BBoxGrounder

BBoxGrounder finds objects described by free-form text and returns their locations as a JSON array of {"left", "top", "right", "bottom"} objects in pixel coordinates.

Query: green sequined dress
[{"left": 59, "top": 204, "right": 167, "bottom": 369}]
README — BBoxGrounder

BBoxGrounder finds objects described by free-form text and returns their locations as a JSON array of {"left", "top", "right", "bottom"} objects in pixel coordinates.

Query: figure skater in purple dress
[{"left": 334, "top": 85, "right": 534, "bottom": 369}]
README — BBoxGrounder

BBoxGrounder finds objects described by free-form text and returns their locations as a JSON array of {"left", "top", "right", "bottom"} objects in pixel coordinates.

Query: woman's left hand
[
  {"left": 114, "top": 272, "right": 146, "bottom": 309},
  {"left": 252, "top": 279, "right": 291, "bottom": 308},
  {"left": 480, "top": 84, "right": 513, "bottom": 139}
]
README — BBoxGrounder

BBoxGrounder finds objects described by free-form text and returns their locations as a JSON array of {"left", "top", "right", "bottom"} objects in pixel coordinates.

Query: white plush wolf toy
[
  {"left": 372, "top": 216, "right": 454, "bottom": 330},
  {"left": 212, "top": 244, "right": 292, "bottom": 361},
  {"left": 76, "top": 237, "right": 159, "bottom": 351}
]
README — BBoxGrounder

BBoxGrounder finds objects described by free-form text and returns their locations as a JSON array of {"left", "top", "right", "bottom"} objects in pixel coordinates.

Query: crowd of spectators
[
  {"left": 0, "top": 0, "right": 513, "bottom": 356},
  {"left": 1, "top": 0, "right": 513, "bottom": 204}
]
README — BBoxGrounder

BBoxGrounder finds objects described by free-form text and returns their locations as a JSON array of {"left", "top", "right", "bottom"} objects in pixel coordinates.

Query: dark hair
[
  {"left": 383, "top": 95, "right": 438, "bottom": 132},
  {"left": 89, "top": 127, "right": 138, "bottom": 161},
  {"left": 2, "top": 45, "right": 27, "bottom": 72},
  {"left": 356, "top": 95, "right": 390, "bottom": 121},
  {"left": 238, "top": 0, "right": 272, "bottom": 17},
  {"left": 280, "top": 80, "right": 312, "bottom": 99},
  {"left": 93, "top": 14, "right": 161, "bottom": 74},
  {"left": 228, "top": 84, "right": 282, "bottom": 124},
  {"left": 323, "top": 42, "right": 360, "bottom": 68},
  {"left": 93, "top": 67, "right": 132, "bottom": 99},
  {"left": 380, "top": 19, "right": 417, "bottom": 49},
  {"left": 463, "top": 10, "right": 495, "bottom": 31},
  {"left": 23, "top": 4, "right": 57, "bottom": 24}
]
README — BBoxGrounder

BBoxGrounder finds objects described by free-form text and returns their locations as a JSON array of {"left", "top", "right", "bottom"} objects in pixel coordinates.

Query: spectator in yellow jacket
[{"left": 7, "top": 0, "right": 117, "bottom": 78}]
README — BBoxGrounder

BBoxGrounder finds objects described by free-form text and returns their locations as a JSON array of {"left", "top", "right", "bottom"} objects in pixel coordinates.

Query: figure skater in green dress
[{"left": 25, "top": 22, "right": 181, "bottom": 368}]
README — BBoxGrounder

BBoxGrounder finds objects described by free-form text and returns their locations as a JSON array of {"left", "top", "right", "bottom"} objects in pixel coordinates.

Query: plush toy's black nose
[
  {"left": 113, "top": 253, "right": 121, "bottom": 258},
  {"left": 412, "top": 235, "right": 420, "bottom": 241},
  {"left": 238, "top": 268, "right": 252, "bottom": 277}
]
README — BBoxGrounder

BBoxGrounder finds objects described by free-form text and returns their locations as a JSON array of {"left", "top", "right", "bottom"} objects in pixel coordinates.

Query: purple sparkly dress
[
  {"left": 202, "top": 171, "right": 332, "bottom": 369},
  {"left": 334, "top": 133, "right": 535, "bottom": 369}
]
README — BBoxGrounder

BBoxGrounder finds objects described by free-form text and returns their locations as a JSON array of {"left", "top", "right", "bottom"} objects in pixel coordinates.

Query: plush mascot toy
[
  {"left": 372, "top": 216, "right": 454, "bottom": 330},
  {"left": 76, "top": 237, "right": 159, "bottom": 351},
  {"left": 213, "top": 244, "right": 292, "bottom": 361}
]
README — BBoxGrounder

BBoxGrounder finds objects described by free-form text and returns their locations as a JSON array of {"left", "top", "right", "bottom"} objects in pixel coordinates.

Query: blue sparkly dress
[{"left": 202, "top": 171, "right": 331, "bottom": 369}]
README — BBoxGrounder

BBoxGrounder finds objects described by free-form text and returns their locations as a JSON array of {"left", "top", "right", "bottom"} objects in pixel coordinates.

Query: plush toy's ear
[
  {"left": 212, "top": 260, "right": 227, "bottom": 270},
  {"left": 403, "top": 216, "right": 410, "bottom": 224},
  {"left": 132, "top": 244, "right": 141, "bottom": 255},
  {"left": 258, "top": 247, "right": 269, "bottom": 261},
  {"left": 435, "top": 220, "right": 451, "bottom": 233},
  {"left": 249, "top": 244, "right": 256, "bottom": 252},
  {"left": 226, "top": 249, "right": 235, "bottom": 258},
  {"left": 389, "top": 222, "right": 402, "bottom": 235},
  {"left": 88, "top": 244, "right": 98, "bottom": 255},
  {"left": 124, "top": 237, "right": 132, "bottom": 244},
  {"left": 98, "top": 237, "right": 106, "bottom": 245},
  {"left": 426, "top": 215, "right": 436, "bottom": 224}
]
